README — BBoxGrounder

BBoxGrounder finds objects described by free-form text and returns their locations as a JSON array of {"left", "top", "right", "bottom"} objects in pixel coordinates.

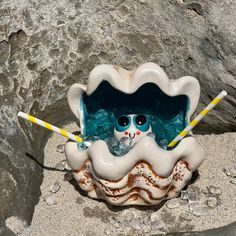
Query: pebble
[
  {"left": 50, "top": 181, "right": 60, "bottom": 193},
  {"left": 44, "top": 194, "right": 57, "bottom": 206},
  {"left": 166, "top": 198, "right": 181, "bottom": 209},
  {"left": 64, "top": 171, "right": 74, "bottom": 181},
  {"left": 56, "top": 144, "right": 65, "bottom": 153},
  {"left": 209, "top": 186, "right": 221, "bottom": 195},
  {"left": 207, "top": 196, "right": 218, "bottom": 208}
]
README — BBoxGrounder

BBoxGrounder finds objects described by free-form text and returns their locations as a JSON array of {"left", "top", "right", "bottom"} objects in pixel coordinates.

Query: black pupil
[
  {"left": 118, "top": 116, "right": 129, "bottom": 127},
  {"left": 135, "top": 115, "right": 147, "bottom": 126}
]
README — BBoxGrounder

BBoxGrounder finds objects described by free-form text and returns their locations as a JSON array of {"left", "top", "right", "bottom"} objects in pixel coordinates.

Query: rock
[
  {"left": 1, "top": 0, "right": 236, "bottom": 229},
  {"left": 64, "top": 171, "right": 74, "bottom": 181}
]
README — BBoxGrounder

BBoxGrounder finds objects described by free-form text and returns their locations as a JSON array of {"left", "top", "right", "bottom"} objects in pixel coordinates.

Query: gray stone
[
  {"left": 1, "top": 0, "right": 236, "bottom": 233},
  {"left": 64, "top": 171, "right": 74, "bottom": 181}
]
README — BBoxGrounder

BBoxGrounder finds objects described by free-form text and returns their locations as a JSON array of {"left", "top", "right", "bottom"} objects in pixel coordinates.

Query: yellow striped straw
[
  {"left": 18, "top": 111, "right": 83, "bottom": 143},
  {"left": 168, "top": 90, "right": 227, "bottom": 148}
]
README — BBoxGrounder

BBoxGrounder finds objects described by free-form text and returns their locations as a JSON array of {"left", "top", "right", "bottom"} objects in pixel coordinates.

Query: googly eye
[
  {"left": 134, "top": 114, "right": 150, "bottom": 132},
  {"left": 115, "top": 115, "right": 131, "bottom": 132}
]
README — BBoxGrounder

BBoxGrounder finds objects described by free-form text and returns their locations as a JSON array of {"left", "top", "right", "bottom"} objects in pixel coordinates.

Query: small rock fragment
[
  {"left": 56, "top": 144, "right": 65, "bottom": 153},
  {"left": 44, "top": 194, "right": 57, "bottom": 206},
  {"left": 209, "top": 186, "right": 221, "bottom": 195},
  {"left": 50, "top": 181, "right": 60, "bottom": 193},
  {"left": 166, "top": 198, "right": 181, "bottom": 209},
  {"left": 64, "top": 171, "right": 74, "bottom": 181}
]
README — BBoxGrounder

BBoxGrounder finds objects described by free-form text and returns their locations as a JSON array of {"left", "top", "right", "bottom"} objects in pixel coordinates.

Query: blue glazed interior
[{"left": 80, "top": 81, "right": 190, "bottom": 148}]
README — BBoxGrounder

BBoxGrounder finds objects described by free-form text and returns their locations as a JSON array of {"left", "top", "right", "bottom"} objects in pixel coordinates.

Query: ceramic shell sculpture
[{"left": 65, "top": 62, "right": 204, "bottom": 206}]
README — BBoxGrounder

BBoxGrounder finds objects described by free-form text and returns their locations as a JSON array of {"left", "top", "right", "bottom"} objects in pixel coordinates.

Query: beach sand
[{"left": 15, "top": 123, "right": 236, "bottom": 235}]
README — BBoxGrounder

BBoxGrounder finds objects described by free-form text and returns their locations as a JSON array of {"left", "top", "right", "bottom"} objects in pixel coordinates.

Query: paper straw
[
  {"left": 18, "top": 111, "right": 83, "bottom": 143},
  {"left": 168, "top": 90, "right": 227, "bottom": 148}
]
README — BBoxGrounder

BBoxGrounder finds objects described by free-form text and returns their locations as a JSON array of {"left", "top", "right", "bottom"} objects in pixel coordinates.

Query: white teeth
[{"left": 66, "top": 63, "right": 204, "bottom": 205}]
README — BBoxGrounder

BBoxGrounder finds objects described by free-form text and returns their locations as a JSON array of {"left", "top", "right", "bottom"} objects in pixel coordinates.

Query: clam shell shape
[{"left": 65, "top": 63, "right": 204, "bottom": 206}]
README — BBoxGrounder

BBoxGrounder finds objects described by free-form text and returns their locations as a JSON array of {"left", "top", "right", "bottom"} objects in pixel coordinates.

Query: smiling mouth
[{"left": 129, "top": 133, "right": 135, "bottom": 139}]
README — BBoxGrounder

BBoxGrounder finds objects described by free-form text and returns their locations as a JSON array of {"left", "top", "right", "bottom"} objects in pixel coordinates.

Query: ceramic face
[
  {"left": 65, "top": 63, "right": 204, "bottom": 206},
  {"left": 114, "top": 114, "right": 152, "bottom": 145}
]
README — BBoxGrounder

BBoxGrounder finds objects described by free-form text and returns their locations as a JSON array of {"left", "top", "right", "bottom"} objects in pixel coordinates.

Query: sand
[{"left": 16, "top": 123, "right": 236, "bottom": 236}]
